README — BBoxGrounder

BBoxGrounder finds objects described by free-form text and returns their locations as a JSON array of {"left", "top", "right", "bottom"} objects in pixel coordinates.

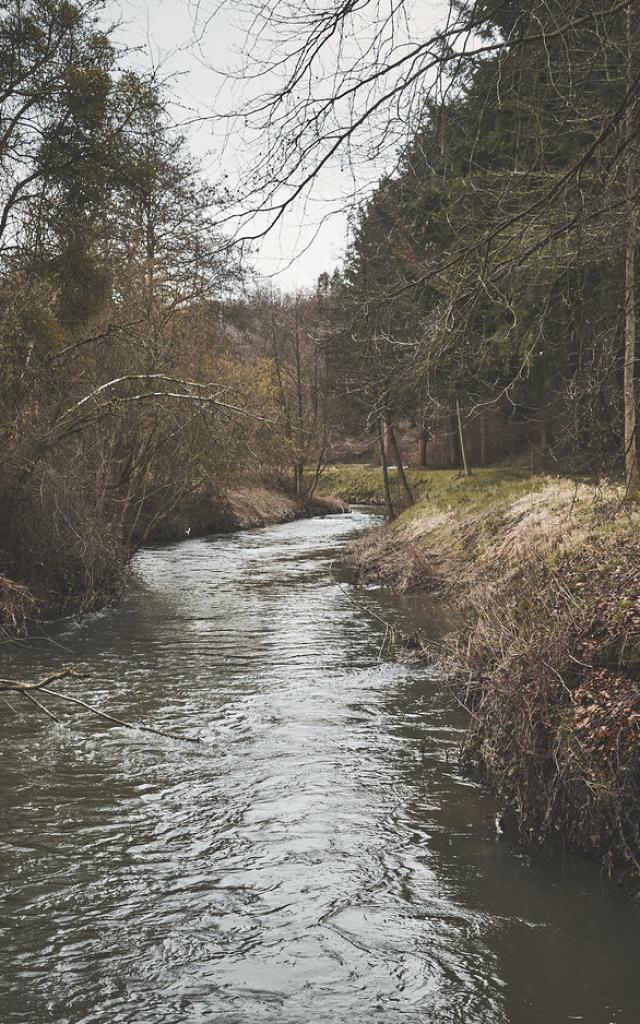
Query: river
[{"left": 1, "top": 509, "right": 639, "bottom": 1023}]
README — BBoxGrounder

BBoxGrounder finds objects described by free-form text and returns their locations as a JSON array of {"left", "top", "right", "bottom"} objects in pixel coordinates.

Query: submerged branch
[{"left": 0, "top": 668, "right": 201, "bottom": 745}]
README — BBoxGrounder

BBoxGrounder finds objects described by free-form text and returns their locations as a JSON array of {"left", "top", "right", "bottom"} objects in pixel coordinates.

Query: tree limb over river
[{"left": 0, "top": 668, "right": 201, "bottom": 744}]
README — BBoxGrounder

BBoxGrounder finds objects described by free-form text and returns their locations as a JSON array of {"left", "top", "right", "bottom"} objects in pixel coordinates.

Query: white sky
[{"left": 108, "top": 0, "right": 444, "bottom": 291}]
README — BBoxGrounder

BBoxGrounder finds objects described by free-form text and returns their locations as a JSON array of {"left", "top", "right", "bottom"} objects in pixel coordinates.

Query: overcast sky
[{"left": 108, "top": 0, "right": 443, "bottom": 291}]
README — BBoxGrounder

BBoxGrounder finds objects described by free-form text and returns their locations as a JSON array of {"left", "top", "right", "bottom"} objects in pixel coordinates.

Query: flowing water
[{"left": 1, "top": 510, "right": 639, "bottom": 1024}]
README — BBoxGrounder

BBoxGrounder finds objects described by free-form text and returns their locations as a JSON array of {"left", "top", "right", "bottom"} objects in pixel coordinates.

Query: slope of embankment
[
  {"left": 139, "top": 486, "right": 349, "bottom": 543},
  {"left": 323, "top": 463, "right": 640, "bottom": 889},
  {"left": 0, "top": 485, "right": 348, "bottom": 633}
]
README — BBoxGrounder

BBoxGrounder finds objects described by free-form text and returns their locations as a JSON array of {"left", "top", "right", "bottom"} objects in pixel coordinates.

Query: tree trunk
[
  {"left": 376, "top": 418, "right": 395, "bottom": 520},
  {"left": 293, "top": 459, "right": 304, "bottom": 498},
  {"left": 448, "top": 412, "right": 460, "bottom": 467},
  {"left": 479, "top": 413, "right": 488, "bottom": 467},
  {"left": 625, "top": 2, "right": 639, "bottom": 494},
  {"left": 305, "top": 434, "right": 327, "bottom": 500},
  {"left": 384, "top": 414, "right": 414, "bottom": 506},
  {"left": 294, "top": 296, "right": 306, "bottom": 498},
  {"left": 539, "top": 416, "right": 548, "bottom": 471},
  {"left": 418, "top": 408, "right": 429, "bottom": 468},
  {"left": 456, "top": 397, "right": 471, "bottom": 477},
  {"left": 382, "top": 418, "right": 392, "bottom": 465}
]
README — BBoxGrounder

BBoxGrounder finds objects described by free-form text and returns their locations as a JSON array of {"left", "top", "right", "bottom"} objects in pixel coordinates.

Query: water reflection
[{"left": 0, "top": 511, "right": 638, "bottom": 1023}]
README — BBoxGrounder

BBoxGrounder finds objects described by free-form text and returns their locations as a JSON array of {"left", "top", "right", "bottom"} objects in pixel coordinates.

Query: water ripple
[{"left": 1, "top": 512, "right": 639, "bottom": 1023}]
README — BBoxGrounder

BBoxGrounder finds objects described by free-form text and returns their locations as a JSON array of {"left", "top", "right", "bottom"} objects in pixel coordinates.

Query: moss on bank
[
  {"left": 343, "top": 462, "right": 640, "bottom": 887},
  {"left": 316, "top": 461, "right": 536, "bottom": 510}
]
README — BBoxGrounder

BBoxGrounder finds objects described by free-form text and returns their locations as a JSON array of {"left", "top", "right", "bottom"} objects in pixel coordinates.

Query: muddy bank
[{"left": 347, "top": 469, "right": 640, "bottom": 890}]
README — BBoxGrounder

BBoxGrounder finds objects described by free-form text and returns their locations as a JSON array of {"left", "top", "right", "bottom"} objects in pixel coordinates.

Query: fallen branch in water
[{"left": 0, "top": 668, "right": 201, "bottom": 744}]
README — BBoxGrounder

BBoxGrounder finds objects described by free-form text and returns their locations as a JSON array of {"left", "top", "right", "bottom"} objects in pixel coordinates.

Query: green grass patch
[{"left": 315, "top": 461, "right": 544, "bottom": 515}]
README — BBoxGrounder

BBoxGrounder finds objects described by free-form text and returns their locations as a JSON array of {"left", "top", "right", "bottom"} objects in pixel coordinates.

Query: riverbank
[
  {"left": 331, "top": 463, "right": 640, "bottom": 889},
  {"left": 0, "top": 484, "right": 349, "bottom": 633},
  {"left": 143, "top": 486, "right": 348, "bottom": 543}
]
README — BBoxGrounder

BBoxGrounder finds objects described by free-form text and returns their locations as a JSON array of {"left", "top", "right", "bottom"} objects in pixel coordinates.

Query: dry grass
[
  {"left": 226, "top": 487, "right": 298, "bottom": 528},
  {"left": 350, "top": 475, "right": 625, "bottom": 592},
  {"left": 349, "top": 510, "right": 453, "bottom": 591},
  {"left": 348, "top": 469, "right": 640, "bottom": 887},
  {"left": 460, "top": 525, "right": 640, "bottom": 885}
]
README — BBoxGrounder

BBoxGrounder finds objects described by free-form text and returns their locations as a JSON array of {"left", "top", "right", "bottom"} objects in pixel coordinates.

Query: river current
[{"left": 1, "top": 510, "right": 639, "bottom": 1023}]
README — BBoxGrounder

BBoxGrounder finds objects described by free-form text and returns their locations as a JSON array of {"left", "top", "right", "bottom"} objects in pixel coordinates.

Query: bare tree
[{"left": 206, "top": 0, "right": 640, "bottom": 488}]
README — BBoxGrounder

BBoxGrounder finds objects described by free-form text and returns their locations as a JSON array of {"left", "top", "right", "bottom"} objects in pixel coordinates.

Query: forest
[{"left": 2, "top": 0, "right": 640, "bottom": 887}]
